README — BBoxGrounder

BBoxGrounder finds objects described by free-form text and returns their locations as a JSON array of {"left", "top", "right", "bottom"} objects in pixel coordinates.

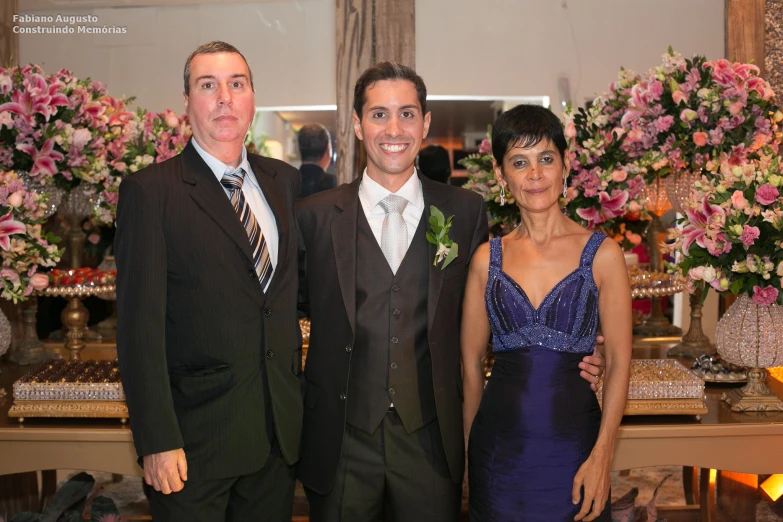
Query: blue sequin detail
[{"left": 485, "top": 232, "right": 607, "bottom": 354}]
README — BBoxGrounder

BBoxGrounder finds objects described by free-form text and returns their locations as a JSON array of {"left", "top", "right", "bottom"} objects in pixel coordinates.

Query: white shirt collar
[
  {"left": 359, "top": 168, "right": 424, "bottom": 215},
  {"left": 191, "top": 138, "right": 257, "bottom": 188}
]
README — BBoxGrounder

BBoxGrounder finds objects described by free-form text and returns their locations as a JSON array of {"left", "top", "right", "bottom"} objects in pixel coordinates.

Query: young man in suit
[
  {"left": 115, "top": 41, "right": 303, "bottom": 522},
  {"left": 296, "top": 62, "right": 605, "bottom": 521}
]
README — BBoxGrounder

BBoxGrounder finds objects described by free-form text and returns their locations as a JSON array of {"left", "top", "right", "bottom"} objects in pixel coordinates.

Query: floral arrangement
[
  {"left": 564, "top": 68, "right": 649, "bottom": 250},
  {"left": 90, "top": 108, "right": 190, "bottom": 224},
  {"left": 667, "top": 146, "right": 783, "bottom": 305},
  {"left": 459, "top": 129, "right": 519, "bottom": 236},
  {"left": 619, "top": 48, "right": 779, "bottom": 179},
  {"left": 0, "top": 65, "right": 136, "bottom": 224},
  {"left": 0, "top": 170, "right": 64, "bottom": 302}
]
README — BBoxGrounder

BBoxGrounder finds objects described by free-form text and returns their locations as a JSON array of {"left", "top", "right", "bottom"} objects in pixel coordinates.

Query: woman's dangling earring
[
  {"left": 562, "top": 176, "right": 568, "bottom": 200},
  {"left": 500, "top": 183, "right": 506, "bottom": 206}
]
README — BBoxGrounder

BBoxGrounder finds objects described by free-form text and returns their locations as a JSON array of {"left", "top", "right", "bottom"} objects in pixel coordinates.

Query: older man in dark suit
[{"left": 115, "top": 41, "right": 302, "bottom": 522}]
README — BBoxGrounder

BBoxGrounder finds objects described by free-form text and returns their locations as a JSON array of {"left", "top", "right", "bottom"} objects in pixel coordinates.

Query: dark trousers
[
  {"left": 149, "top": 444, "right": 295, "bottom": 522},
  {"left": 305, "top": 411, "right": 461, "bottom": 522}
]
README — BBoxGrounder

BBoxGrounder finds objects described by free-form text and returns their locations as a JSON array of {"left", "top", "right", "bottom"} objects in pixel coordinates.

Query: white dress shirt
[
  {"left": 358, "top": 168, "right": 424, "bottom": 257},
  {"left": 192, "top": 138, "right": 279, "bottom": 289}
]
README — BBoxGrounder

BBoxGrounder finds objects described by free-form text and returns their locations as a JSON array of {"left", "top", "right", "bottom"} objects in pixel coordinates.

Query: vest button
[
  {"left": 393, "top": 309, "right": 401, "bottom": 317},
  {"left": 266, "top": 350, "right": 274, "bottom": 359},
  {"left": 392, "top": 285, "right": 400, "bottom": 292},
  {"left": 345, "top": 344, "right": 352, "bottom": 352},
  {"left": 391, "top": 336, "right": 399, "bottom": 344},
  {"left": 388, "top": 387, "right": 395, "bottom": 395},
  {"left": 340, "top": 393, "right": 346, "bottom": 400},
  {"left": 390, "top": 362, "right": 398, "bottom": 369},
  {"left": 264, "top": 307, "right": 272, "bottom": 317}
]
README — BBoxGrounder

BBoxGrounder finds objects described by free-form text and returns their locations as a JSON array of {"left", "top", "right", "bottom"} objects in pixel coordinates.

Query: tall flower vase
[
  {"left": 8, "top": 298, "right": 59, "bottom": 365},
  {"left": 716, "top": 294, "right": 783, "bottom": 411}
]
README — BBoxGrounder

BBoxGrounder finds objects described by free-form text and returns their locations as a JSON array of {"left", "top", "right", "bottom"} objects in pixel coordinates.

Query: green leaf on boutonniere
[{"left": 426, "top": 205, "right": 458, "bottom": 269}]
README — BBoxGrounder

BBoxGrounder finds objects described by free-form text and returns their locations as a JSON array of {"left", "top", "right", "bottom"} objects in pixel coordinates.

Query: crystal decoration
[
  {"left": 596, "top": 359, "right": 704, "bottom": 401},
  {"left": 641, "top": 176, "right": 672, "bottom": 217},
  {"left": 665, "top": 170, "right": 701, "bottom": 214},
  {"left": 716, "top": 294, "right": 783, "bottom": 368},
  {"left": 96, "top": 255, "right": 117, "bottom": 301},
  {"left": 59, "top": 183, "right": 98, "bottom": 220},
  {"left": 20, "top": 171, "right": 65, "bottom": 219},
  {"left": 0, "top": 308, "right": 11, "bottom": 358},
  {"left": 12, "top": 359, "right": 125, "bottom": 401}
]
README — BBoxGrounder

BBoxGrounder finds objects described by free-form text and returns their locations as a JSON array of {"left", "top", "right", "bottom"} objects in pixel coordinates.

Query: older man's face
[{"left": 184, "top": 52, "right": 255, "bottom": 151}]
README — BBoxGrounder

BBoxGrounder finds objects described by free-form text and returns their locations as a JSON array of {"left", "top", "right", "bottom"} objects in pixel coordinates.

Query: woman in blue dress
[{"left": 461, "top": 105, "right": 631, "bottom": 522}]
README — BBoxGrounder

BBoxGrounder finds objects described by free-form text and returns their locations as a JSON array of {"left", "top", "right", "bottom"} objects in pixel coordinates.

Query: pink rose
[
  {"left": 693, "top": 132, "right": 708, "bottom": 147},
  {"left": 628, "top": 200, "right": 642, "bottom": 213},
  {"left": 164, "top": 110, "right": 180, "bottom": 129},
  {"left": 731, "top": 190, "right": 748, "bottom": 210},
  {"left": 564, "top": 121, "right": 576, "bottom": 139},
  {"left": 751, "top": 285, "right": 779, "bottom": 306},
  {"left": 29, "top": 273, "right": 49, "bottom": 291},
  {"left": 741, "top": 225, "right": 760, "bottom": 247},
  {"left": 87, "top": 233, "right": 100, "bottom": 245},
  {"left": 688, "top": 266, "right": 705, "bottom": 281},
  {"left": 627, "top": 129, "right": 644, "bottom": 142},
  {"left": 478, "top": 138, "right": 492, "bottom": 156},
  {"left": 7, "top": 191, "right": 24, "bottom": 208},
  {"left": 72, "top": 128, "right": 92, "bottom": 149},
  {"left": 627, "top": 233, "right": 642, "bottom": 246},
  {"left": 611, "top": 169, "right": 627, "bottom": 182},
  {"left": 755, "top": 184, "right": 779, "bottom": 206}
]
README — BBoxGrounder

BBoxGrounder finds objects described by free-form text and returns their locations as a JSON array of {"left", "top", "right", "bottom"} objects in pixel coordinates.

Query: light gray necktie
[{"left": 379, "top": 194, "right": 409, "bottom": 274}]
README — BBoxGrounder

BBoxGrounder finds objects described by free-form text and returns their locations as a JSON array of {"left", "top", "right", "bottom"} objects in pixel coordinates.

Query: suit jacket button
[
  {"left": 264, "top": 307, "right": 272, "bottom": 317},
  {"left": 266, "top": 350, "right": 274, "bottom": 359},
  {"left": 249, "top": 269, "right": 256, "bottom": 279},
  {"left": 391, "top": 284, "right": 400, "bottom": 292},
  {"left": 339, "top": 393, "right": 346, "bottom": 400},
  {"left": 345, "top": 344, "right": 352, "bottom": 352}
]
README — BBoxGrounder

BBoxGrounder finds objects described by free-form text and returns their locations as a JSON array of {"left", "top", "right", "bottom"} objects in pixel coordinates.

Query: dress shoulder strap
[
  {"left": 579, "top": 232, "right": 608, "bottom": 267},
  {"left": 489, "top": 237, "right": 502, "bottom": 272}
]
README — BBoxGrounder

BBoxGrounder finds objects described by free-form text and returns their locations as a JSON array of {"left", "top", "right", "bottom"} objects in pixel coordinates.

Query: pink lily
[
  {"left": 16, "top": 138, "right": 65, "bottom": 178},
  {"left": 0, "top": 212, "right": 26, "bottom": 251},
  {"left": 682, "top": 198, "right": 725, "bottom": 256}
]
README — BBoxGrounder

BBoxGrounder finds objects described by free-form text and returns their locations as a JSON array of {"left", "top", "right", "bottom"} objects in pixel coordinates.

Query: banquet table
[{"left": 1, "top": 341, "right": 781, "bottom": 521}]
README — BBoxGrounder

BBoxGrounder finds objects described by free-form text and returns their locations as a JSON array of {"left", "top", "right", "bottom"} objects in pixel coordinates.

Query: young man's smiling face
[{"left": 353, "top": 79, "right": 431, "bottom": 182}]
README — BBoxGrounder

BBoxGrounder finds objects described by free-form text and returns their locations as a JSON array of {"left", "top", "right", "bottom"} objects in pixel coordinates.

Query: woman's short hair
[{"left": 491, "top": 104, "right": 567, "bottom": 165}]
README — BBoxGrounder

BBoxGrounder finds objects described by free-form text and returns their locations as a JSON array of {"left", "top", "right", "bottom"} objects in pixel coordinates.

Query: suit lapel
[
  {"left": 248, "top": 154, "right": 288, "bottom": 297},
  {"left": 331, "top": 178, "right": 362, "bottom": 336},
  {"left": 181, "top": 141, "right": 265, "bottom": 306},
  {"left": 421, "top": 175, "right": 451, "bottom": 336}
]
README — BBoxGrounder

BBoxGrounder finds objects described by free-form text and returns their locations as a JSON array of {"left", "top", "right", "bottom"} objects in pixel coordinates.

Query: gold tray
[
  {"left": 8, "top": 400, "right": 128, "bottom": 423},
  {"left": 597, "top": 359, "right": 708, "bottom": 416}
]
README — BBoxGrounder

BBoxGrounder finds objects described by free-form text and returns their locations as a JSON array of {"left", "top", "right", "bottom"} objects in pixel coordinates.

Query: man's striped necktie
[{"left": 221, "top": 167, "right": 273, "bottom": 291}]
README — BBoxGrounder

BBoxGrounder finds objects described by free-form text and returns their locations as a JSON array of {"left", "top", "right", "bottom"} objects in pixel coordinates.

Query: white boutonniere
[{"left": 426, "top": 205, "right": 458, "bottom": 269}]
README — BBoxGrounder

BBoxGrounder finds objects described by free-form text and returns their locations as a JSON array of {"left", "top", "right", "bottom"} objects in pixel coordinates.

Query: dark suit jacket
[
  {"left": 115, "top": 140, "right": 303, "bottom": 481},
  {"left": 296, "top": 173, "right": 488, "bottom": 494},
  {"left": 298, "top": 163, "right": 336, "bottom": 199}
]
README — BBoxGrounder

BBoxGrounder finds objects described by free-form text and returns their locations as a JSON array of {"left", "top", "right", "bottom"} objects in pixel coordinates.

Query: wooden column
[
  {"left": 0, "top": 0, "right": 19, "bottom": 67},
  {"left": 726, "top": 0, "right": 766, "bottom": 75},
  {"left": 335, "top": 0, "right": 416, "bottom": 185}
]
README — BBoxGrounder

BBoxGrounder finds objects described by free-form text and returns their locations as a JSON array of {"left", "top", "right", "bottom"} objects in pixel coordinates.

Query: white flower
[
  {"left": 435, "top": 243, "right": 450, "bottom": 263},
  {"left": 702, "top": 266, "right": 717, "bottom": 283}
]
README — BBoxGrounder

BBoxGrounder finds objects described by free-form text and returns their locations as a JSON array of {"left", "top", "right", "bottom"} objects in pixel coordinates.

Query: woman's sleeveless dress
[{"left": 468, "top": 233, "right": 611, "bottom": 521}]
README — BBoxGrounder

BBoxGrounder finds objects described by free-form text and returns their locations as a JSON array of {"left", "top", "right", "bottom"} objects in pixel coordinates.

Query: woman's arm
[
  {"left": 461, "top": 242, "right": 492, "bottom": 446},
  {"left": 573, "top": 239, "right": 632, "bottom": 521}
]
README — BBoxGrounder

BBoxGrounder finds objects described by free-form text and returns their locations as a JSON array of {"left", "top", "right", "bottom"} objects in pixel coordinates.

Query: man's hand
[
  {"left": 579, "top": 335, "right": 606, "bottom": 392},
  {"left": 143, "top": 448, "right": 188, "bottom": 494}
]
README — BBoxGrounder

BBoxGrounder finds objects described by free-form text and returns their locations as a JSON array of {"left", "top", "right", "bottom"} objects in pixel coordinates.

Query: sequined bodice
[{"left": 485, "top": 233, "right": 606, "bottom": 354}]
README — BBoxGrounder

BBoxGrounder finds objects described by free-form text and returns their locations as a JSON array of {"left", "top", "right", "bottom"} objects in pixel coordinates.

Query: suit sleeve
[
  {"left": 115, "top": 175, "right": 184, "bottom": 458},
  {"left": 295, "top": 203, "right": 309, "bottom": 319},
  {"left": 468, "top": 197, "right": 490, "bottom": 260}
]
